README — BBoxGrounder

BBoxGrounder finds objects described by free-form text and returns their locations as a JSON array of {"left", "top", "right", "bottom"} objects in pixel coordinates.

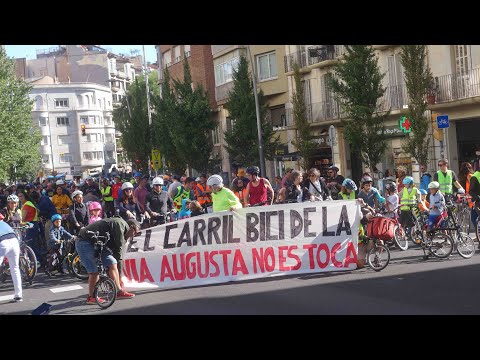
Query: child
[
  {"left": 189, "top": 200, "right": 205, "bottom": 217},
  {"left": 427, "top": 181, "right": 446, "bottom": 231},
  {"left": 47, "top": 214, "right": 74, "bottom": 276},
  {"left": 88, "top": 201, "right": 103, "bottom": 224},
  {"left": 384, "top": 182, "right": 399, "bottom": 219},
  {"left": 338, "top": 178, "right": 357, "bottom": 200},
  {"left": 178, "top": 199, "right": 192, "bottom": 220},
  {"left": 418, "top": 189, "right": 430, "bottom": 212}
]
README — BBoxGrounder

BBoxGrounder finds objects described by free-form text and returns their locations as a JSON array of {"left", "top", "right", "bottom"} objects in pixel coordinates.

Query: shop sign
[{"left": 378, "top": 125, "right": 407, "bottom": 138}]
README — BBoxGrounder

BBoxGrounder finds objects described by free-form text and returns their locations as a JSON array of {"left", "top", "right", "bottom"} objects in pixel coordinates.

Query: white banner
[{"left": 122, "top": 201, "right": 361, "bottom": 290}]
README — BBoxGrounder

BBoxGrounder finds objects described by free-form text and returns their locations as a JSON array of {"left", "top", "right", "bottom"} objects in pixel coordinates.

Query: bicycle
[
  {"left": 378, "top": 206, "right": 408, "bottom": 251},
  {"left": 359, "top": 217, "right": 391, "bottom": 272},
  {"left": 442, "top": 198, "right": 476, "bottom": 259},
  {"left": 445, "top": 193, "right": 471, "bottom": 234},
  {"left": 0, "top": 224, "right": 37, "bottom": 285},
  {"left": 85, "top": 230, "right": 117, "bottom": 309}
]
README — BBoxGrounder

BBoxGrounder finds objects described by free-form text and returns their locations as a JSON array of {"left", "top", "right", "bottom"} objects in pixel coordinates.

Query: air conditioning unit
[
  {"left": 175, "top": 56, "right": 182, "bottom": 62},
  {"left": 165, "top": 62, "right": 171, "bottom": 68},
  {"left": 185, "top": 51, "right": 191, "bottom": 57}
]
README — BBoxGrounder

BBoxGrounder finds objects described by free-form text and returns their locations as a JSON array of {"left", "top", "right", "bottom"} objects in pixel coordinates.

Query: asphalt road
[{"left": 2, "top": 239, "right": 480, "bottom": 315}]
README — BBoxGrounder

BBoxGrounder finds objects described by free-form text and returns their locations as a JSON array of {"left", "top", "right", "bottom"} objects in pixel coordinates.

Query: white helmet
[
  {"left": 121, "top": 182, "right": 134, "bottom": 190},
  {"left": 7, "top": 194, "right": 19, "bottom": 203},
  {"left": 152, "top": 177, "right": 164, "bottom": 186},
  {"left": 72, "top": 190, "right": 83, "bottom": 198},
  {"left": 56, "top": 180, "right": 64, "bottom": 185},
  {"left": 428, "top": 181, "right": 440, "bottom": 189},
  {"left": 207, "top": 174, "right": 223, "bottom": 186}
]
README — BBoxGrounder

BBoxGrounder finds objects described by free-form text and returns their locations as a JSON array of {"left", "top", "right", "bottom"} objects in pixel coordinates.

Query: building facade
[{"left": 29, "top": 78, "right": 116, "bottom": 177}]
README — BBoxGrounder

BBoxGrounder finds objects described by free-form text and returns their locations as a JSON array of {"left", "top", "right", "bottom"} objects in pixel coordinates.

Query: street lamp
[{"left": 246, "top": 45, "right": 266, "bottom": 177}]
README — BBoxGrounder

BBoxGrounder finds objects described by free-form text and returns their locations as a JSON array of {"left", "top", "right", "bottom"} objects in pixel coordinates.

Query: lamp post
[
  {"left": 246, "top": 45, "right": 266, "bottom": 177},
  {"left": 143, "top": 45, "right": 153, "bottom": 176}
]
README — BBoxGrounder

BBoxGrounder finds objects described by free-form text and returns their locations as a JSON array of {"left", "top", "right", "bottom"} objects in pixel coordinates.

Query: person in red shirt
[
  {"left": 111, "top": 175, "right": 122, "bottom": 212},
  {"left": 244, "top": 166, "right": 274, "bottom": 207}
]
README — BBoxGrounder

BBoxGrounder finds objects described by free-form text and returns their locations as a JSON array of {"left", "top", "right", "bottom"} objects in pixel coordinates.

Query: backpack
[{"left": 367, "top": 216, "right": 395, "bottom": 241}]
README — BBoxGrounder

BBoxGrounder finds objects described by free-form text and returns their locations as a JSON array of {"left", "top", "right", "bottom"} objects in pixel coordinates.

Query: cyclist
[
  {"left": 46, "top": 214, "right": 75, "bottom": 276},
  {"left": 338, "top": 178, "right": 357, "bottom": 200},
  {"left": 0, "top": 213, "right": 22, "bottom": 302},
  {"left": 69, "top": 190, "right": 89, "bottom": 235},
  {"left": 51, "top": 185, "right": 72, "bottom": 216},
  {"left": 433, "top": 159, "right": 465, "bottom": 199},
  {"left": 145, "top": 177, "right": 174, "bottom": 226},
  {"left": 244, "top": 166, "right": 274, "bottom": 207},
  {"left": 468, "top": 168, "right": 480, "bottom": 228},
  {"left": 118, "top": 182, "right": 141, "bottom": 222},
  {"left": 418, "top": 189, "right": 430, "bottom": 212},
  {"left": 207, "top": 175, "right": 242, "bottom": 212},
  {"left": 88, "top": 202, "right": 103, "bottom": 224},
  {"left": 383, "top": 182, "right": 399, "bottom": 219},
  {"left": 17, "top": 190, "right": 43, "bottom": 266},
  {"left": 427, "top": 181, "right": 446, "bottom": 231},
  {"left": 1, "top": 194, "right": 22, "bottom": 228},
  {"left": 399, "top": 176, "right": 421, "bottom": 229},
  {"left": 76, "top": 217, "right": 140, "bottom": 304},
  {"left": 357, "top": 176, "right": 384, "bottom": 211}
]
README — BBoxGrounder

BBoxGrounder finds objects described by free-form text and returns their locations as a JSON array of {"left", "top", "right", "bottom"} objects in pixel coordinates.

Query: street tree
[
  {"left": 224, "top": 56, "right": 279, "bottom": 170},
  {"left": 113, "top": 71, "right": 158, "bottom": 172},
  {"left": 0, "top": 49, "right": 41, "bottom": 182},
  {"left": 399, "top": 45, "right": 433, "bottom": 167},
  {"left": 329, "top": 45, "right": 389, "bottom": 173},
  {"left": 291, "top": 62, "right": 317, "bottom": 170}
]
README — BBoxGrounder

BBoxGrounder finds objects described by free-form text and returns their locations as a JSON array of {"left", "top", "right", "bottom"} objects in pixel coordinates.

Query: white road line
[
  {"left": 50, "top": 285, "right": 84, "bottom": 293},
  {"left": 0, "top": 294, "right": 14, "bottom": 302}
]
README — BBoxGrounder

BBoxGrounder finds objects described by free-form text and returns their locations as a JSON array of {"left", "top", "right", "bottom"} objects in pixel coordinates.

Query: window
[
  {"left": 184, "top": 45, "right": 191, "bottom": 58},
  {"left": 54, "top": 99, "right": 69, "bottom": 108},
  {"left": 163, "top": 50, "right": 171, "bottom": 68},
  {"left": 80, "top": 116, "right": 89, "bottom": 124},
  {"left": 106, "top": 150, "right": 114, "bottom": 160},
  {"left": 214, "top": 57, "right": 240, "bottom": 86},
  {"left": 105, "top": 133, "right": 114, "bottom": 143},
  {"left": 83, "top": 151, "right": 103, "bottom": 160},
  {"left": 256, "top": 52, "right": 277, "bottom": 81},
  {"left": 56, "top": 117, "right": 69, "bottom": 126},
  {"left": 212, "top": 126, "right": 220, "bottom": 144},
  {"left": 59, "top": 153, "right": 73, "bottom": 163},
  {"left": 58, "top": 135, "right": 70, "bottom": 145},
  {"left": 105, "top": 117, "right": 112, "bottom": 126},
  {"left": 39, "top": 117, "right": 48, "bottom": 126},
  {"left": 173, "top": 46, "right": 181, "bottom": 63},
  {"left": 41, "top": 154, "right": 50, "bottom": 164},
  {"left": 41, "top": 136, "right": 49, "bottom": 146},
  {"left": 89, "top": 115, "right": 96, "bottom": 125}
]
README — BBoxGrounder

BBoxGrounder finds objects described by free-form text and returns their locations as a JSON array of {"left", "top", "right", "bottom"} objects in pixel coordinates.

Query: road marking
[
  {"left": 50, "top": 285, "right": 84, "bottom": 293},
  {"left": 0, "top": 294, "right": 14, "bottom": 302}
]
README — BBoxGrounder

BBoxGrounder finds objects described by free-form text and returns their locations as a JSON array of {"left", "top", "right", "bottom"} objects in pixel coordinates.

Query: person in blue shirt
[
  {"left": 357, "top": 176, "right": 385, "bottom": 211},
  {"left": 46, "top": 214, "right": 74, "bottom": 276},
  {"left": 419, "top": 164, "right": 432, "bottom": 193}
]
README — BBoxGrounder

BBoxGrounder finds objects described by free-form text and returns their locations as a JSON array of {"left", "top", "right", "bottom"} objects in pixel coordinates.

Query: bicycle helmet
[
  {"left": 72, "top": 190, "right": 83, "bottom": 198},
  {"left": 121, "top": 182, "right": 134, "bottom": 190},
  {"left": 419, "top": 189, "right": 428, "bottom": 195},
  {"left": 402, "top": 176, "right": 414, "bottom": 185},
  {"left": 428, "top": 181, "right": 440, "bottom": 189},
  {"left": 207, "top": 174, "right": 223, "bottom": 186},
  {"left": 134, "top": 172, "right": 142, "bottom": 178},
  {"left": 246, "top": 166, "right": 260, "bottom": 176},
  {"left": 152, "top": 177, "right": 164, "bottom": 186},
  {"left": 51, "top": 214, "right": 62, "bottom": 222},
  {"left": 361, "top": 176, "right": 373, "bottom": 184},
  {"left": 89, "top": 202, "right": 102, "bottom": 211},
  {"left": 342, "top": 178, "right": 357, "bottom": 191},
  {"left": 7, "top": 194, "right": 19, "bottom": 203},
  {"left": 385, "top": 182, "right": 397, "bottom": 192}
]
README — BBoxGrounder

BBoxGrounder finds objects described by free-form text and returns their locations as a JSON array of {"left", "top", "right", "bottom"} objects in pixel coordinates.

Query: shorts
[{"left": 75, "top": 238, "right": 117, "bottom": 273}]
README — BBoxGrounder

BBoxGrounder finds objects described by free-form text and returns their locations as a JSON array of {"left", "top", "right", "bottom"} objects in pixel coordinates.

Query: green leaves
[
  {"left": 0, "top": 49, "right": 41, "bottom": 182},
  {"left": 223, "top": 56, "right": 279, "bottom": 168}
]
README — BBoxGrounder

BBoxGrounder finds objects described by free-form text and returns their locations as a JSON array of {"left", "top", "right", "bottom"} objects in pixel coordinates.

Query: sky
[{"left": 4, "top": 45, "right": 158, "bottom": 64}]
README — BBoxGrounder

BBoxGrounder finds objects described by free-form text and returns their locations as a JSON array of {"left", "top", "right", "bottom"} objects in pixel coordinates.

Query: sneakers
[
  {"left": 13, "top": 296, "right": 23, "bottom": 302},
  {"left": 86, "top": 296, "right": 105, "bottom": 305},
  {"left": 116, "top": 290, "right": 135, "bottom": 299}
]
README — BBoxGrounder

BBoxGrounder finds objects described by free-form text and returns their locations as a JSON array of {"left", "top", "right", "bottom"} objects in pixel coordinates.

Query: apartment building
[
  {"left": 211, "top": 45, "right": 289, "bottom": 181},
  {"left": 29, "top": 77, "right": 116, "bottom": 177}
]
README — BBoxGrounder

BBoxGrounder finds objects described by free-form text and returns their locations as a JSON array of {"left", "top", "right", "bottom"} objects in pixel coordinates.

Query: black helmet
[
  {"left": 246, "top": 166, "right": 260, "bottom": 176},
  {"left": 361, "top": 176, "right": 373, "bottom": 184},
  {"left": 386, "top": 182, "right": 397, "bottom": 192}
]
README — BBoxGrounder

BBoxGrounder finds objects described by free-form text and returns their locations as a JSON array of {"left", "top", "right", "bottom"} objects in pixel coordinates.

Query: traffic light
[{"left": 81, "top": 124, "right": 86, "bottom": 136}]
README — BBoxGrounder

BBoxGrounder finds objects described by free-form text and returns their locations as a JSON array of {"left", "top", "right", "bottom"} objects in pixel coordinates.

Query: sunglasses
[{"left": 438, "top": 163, "right": 445, "bottom": 166}]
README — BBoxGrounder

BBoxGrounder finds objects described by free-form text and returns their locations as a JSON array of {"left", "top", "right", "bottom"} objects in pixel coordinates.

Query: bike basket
[{"left": 367, "top": 216, "right": 396, "bottom": 241}]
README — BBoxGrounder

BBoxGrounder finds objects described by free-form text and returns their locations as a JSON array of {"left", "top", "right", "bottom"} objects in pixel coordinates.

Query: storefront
[
  {"left": 310, "top": 134, "right": 333, "bottom": 178},
  {"left": 456, "top": 119, "right": 480, "bottom": 170},
  {"left": 377, "top": 124, "right": 410, "bottom": 177}
]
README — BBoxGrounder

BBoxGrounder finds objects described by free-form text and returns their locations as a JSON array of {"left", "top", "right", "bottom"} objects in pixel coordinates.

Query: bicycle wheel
[
  {"left": 1, "top": 260, "right": 9, "bottom": 283},
  {"left": 476, "top": 218, "right": 480, "bottom": 243},
  {"left": 70, "top": 252, "right": 89, "bottom": 280},
  {"left": 429, "top": 233, "right": 454, "bottom": 259},
  {"left": 455, "top": 232, "right": 476, "bottom": 259},
  {"left": 94, "top": 277, "right": 116, "bottom": 309},
  {"left": 367, "top": 244, "right": 390, "bottom": 271},
  {"left": 20, "top": 245, "right": 37, "bottom": 284},
  {"left": 394, "top": 225, "right": 408, "bottom": 251}
]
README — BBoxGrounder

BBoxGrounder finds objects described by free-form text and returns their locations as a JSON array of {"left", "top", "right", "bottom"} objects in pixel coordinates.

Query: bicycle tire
[
  {"left": 94, "top": 277, "right": 116, "bottom": 309},
  {"left": 429, "top": 233, "right": 454, "bottom": 259},
  {"left": 367, "top": 244, "right": 390, "bottom": 271},
  {"left": 20, "top": 245, "right": 37, "bottom": 284},
  {"left": 70, "top": 253, "right": 89, "bottom": 280},
  {"left": 455, "top": 232, "right": 476, "bottom": 259},
  {"left": 394, "top": 225, "right": 408, "bottom": 251},
  {"left": 0, "top": 261, "right": 9, "bottom": 283}
]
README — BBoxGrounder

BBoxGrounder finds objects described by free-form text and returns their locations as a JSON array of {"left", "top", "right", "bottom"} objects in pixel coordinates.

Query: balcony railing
[
  {"left": 435, "top": 67, "right": 480, "bottom": 103},
  {"left": 284, "top": 45, "right": 346, "bottom": 73}
]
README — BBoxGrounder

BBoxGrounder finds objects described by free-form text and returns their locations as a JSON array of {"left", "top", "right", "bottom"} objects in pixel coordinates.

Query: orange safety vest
[
  {"left": 234, "top": 188, "right": 247, "bottom": 206},
  {"left": 196, "top": 183, "right": 211, "bottom": 206},
  {"left": 466, "top": 173, "right": 474, "bottom": 208}
]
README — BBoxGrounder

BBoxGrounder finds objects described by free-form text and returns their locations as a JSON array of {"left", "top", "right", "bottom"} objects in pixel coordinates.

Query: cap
[{"left": 237, "top": 169, "right": 246, "bottom": 177}]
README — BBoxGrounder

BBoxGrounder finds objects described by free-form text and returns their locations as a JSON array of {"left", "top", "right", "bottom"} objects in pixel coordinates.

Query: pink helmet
[{"left": 89, "top": 201, "right": 102, "bottom": 211}]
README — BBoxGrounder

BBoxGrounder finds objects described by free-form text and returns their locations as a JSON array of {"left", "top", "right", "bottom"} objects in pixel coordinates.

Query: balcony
[
  {"left": 284, "top": 45, "right": 345, "bottom": 73},
  {"left": 434, "top": 67, "right": 480, "bottom": 104}
]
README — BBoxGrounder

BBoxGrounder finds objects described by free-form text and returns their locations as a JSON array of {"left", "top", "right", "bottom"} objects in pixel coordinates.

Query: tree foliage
[
  {"left": 151, "top": 61, "right": 216, "bottom": 175},
  {"left": 291, "top": 62, "right": 317, "bottom": 171},
  {"left": 224, "top": 56, "right": 279, "bottom": 169},
  {"left": 329, "top": 45, "right": 389, "bottom": 172},
  {"left": 399, "top": 45, "right": 433, "bottom": 166},
  {"left": 113, "top": 71, "right": 158, "bottom": 172},
  {"left": 0, "top": 49, "right": 41, "bottom": 182}
]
